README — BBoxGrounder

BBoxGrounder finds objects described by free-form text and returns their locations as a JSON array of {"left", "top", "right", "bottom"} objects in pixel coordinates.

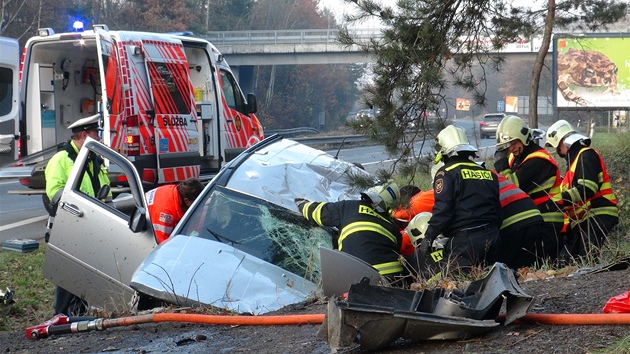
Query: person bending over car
[{"left": 146, "top": 178, "right": 204, "bottom": 244}]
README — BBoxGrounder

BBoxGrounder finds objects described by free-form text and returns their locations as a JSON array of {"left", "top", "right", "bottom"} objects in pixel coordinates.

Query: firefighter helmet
[
  {"left": 435, "top": 125, "right": 477, "bottom": 160},
  {"left": 405, "top": 212, "right": 432, "bottom": 247},
  {"left": 361, "top": 180, "right": 400, "bottom": 213},
  {"left": 496, "top": 115, "right": 531, "bottom": 151},
  {"left": 545, "top": 120, "right": 589, "bottom": 148}
]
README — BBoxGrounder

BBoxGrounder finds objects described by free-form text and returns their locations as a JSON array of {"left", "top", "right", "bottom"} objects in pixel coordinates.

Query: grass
[{"left": 0, "top": 243, "right": 55, "bottom": 331}]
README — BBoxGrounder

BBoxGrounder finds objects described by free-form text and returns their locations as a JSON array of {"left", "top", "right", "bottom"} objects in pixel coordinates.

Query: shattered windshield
[{"left": 178, "top": 185, "right": 335, "bottom": 283}]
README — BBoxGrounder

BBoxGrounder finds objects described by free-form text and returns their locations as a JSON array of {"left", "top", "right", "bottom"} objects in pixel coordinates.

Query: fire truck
[{"left": 0, "top": 25, "right": 264, "bottom": 210}]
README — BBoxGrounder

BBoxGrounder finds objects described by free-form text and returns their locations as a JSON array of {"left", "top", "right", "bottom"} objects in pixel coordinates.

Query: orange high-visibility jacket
[{"left": 146, "top": 184, "right": 185, "bottom": 244}]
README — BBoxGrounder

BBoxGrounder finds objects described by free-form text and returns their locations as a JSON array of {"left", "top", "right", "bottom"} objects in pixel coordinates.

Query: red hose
[
  {"left": 99, "top": 313, "right": 325, "bottom": 329},
  {"left": 31, "top": 311, "right": 630, "bottom": 340},
  {"left": 514, "top": 313, "right": 630, "bottom": 325}
]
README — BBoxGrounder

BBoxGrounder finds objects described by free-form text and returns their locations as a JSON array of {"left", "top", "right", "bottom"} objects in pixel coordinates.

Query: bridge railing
[{"left": 204, "top": 28, "right": 381, "bottom": 45}]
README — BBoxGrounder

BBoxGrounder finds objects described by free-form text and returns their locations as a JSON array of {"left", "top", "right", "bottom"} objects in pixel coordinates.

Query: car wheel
[{"left": 42, "top": 194, "right": 53, "bottom": 214}]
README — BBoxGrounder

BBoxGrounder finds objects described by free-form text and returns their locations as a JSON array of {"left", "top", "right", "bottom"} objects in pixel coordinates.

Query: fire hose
[
  {"left": 27, "top": 312, "right": 630, "bottom": 340},
  {"left": 26, "top": 313, "right": 326, "bottom": 339}
]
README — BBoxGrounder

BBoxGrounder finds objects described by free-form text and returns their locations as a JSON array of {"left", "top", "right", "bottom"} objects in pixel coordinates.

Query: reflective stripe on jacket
[
  {"left": 494, "top": 172, "right": 543, "bottom": 234},
  {"left": 561, "top": 147, "right": 618, "bottom": 225},
  {"left": 297, "top": 199, "right": 402, "bottom": 275}
]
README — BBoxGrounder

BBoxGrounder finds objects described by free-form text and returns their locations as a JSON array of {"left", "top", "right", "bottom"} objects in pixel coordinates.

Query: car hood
[{"left": 131, "top": 136, "right": 372, "bottom": 314}]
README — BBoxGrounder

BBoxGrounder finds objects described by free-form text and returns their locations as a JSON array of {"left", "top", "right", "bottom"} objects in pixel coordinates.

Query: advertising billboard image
[
  {"left": 456, "top": 98, "right": 471, "bottom": 111},
  {"left": 555, "top": 35, "right": 630, "bottom": 109}
]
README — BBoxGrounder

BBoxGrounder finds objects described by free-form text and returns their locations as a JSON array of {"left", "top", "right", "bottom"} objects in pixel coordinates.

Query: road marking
[
  {"left": 0, "top": 215, "right": 48, "bottom": 232},
  {"left": 0, "top": 179, "right": 19, "bottom": 186}
]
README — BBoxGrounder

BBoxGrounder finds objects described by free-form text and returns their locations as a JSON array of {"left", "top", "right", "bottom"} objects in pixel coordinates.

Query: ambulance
[{"left": 0, "top": 24, "right": 264, "bottom": 209}]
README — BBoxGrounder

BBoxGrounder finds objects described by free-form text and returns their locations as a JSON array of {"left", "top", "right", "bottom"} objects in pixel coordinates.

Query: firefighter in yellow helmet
[
  {"left": 419, "top": 125, "right": 501, "bottom": 275},
  {"left": 295, "top": 180, "right": 404, "bottom": 279},
  {"left": 494, "top": 115, "right": 565, "bottom": 261},
  {"left": 545, "top": 119, "right": 618, "bottom": 262}
]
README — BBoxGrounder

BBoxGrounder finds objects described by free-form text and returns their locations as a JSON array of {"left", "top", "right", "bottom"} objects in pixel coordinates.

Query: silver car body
[{"left": 44, "top": 136, "right": 370, "bottom": 313}]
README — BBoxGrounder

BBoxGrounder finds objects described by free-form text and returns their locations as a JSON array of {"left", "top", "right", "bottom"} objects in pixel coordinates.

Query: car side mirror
[
  {"left": 96, "top": 185, "right": 111, "bottom": 201},
  {"left": 246, "top": 93, "right": 257, "bottom": 114},
  {"left": 129, "top": 206, "right": 148, "bottom": 233}
]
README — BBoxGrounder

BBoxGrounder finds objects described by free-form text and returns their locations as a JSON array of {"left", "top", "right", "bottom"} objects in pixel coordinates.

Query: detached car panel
[{"left": 45, "top": 135, "right": 369, "bottom": 313}]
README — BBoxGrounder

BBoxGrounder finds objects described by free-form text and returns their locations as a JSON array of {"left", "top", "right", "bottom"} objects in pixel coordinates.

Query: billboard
[
  {"left": 456, "top": 98, "right": 470, "bottom": 111},
  {"left": 505, "top": 96, "right": 518, "bottom": 113},
  {"left": 555, "top": 34, "right": 630, "bottom": 109}
]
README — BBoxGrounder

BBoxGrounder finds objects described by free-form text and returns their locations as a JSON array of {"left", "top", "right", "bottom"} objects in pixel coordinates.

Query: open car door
[{"left": 44, "top": 139, "right": 156, "bottom": 310}]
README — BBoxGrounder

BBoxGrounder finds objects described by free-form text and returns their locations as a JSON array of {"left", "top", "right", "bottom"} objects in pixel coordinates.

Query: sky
[{"left": 317, "top": 0, "right": 384, "bottom": 29}]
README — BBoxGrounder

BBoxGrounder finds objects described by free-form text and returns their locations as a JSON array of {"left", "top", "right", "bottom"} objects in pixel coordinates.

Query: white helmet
[
  {"left": 435, "top": 125, "right": 477, "bottom": 160},
  {"left": 361, "top": 180, "right": 400, "bottom": 213},
  {"left": 545, "top": 119, "right": 589, "bottom": 148},
  {"left": 496, "top": 115, "right": 531, "bottom": 151},
  {"left": 404, "top": 212, "right": 432, "bottom": 247}
]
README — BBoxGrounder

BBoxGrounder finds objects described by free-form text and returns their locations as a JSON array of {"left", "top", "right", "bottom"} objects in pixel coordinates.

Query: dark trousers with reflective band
[
  {"left": 562, "top": 214, "right": 618, "bottom": 262},
  {"left": 499, "top": 223, "right": 540, "bottom": 270},
  {"left": 53, "top": 285, "right": 88, "bottom": 316},
  {"left": 406, "top": 225, "right": 500, "bottom": 278}
]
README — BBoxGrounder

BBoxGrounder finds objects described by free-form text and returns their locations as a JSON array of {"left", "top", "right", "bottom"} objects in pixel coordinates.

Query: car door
[
  {"left": 44, "top": 139, "right": 156, "bottom": 310},
  {"left": 0, "top": 36, "right": 19, "bottom": 165}
]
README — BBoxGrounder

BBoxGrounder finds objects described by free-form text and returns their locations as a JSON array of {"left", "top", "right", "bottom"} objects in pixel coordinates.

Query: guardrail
[
  {"left": 292, "top": 135, "right": 366, "bottom": 145},
  {"left": 205, "top": 28, "right": 380, "bottom": 45}
]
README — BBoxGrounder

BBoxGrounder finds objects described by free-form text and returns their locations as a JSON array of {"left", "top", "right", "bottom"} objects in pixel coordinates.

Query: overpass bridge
[{"left": 204, "top": 28, "right": 548, "bottom": 93}]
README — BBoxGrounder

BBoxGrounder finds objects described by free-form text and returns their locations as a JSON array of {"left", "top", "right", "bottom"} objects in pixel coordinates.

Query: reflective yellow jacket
[{"left": 45, "top": 140, "right": 110, "bottom": 201}]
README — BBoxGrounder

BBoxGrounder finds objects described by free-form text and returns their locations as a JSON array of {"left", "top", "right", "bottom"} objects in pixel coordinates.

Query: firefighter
[
  {"left": 418, "top": 125, "right": 502, "bottom": 275},
  {"left": 493, "top": 171, "right": 544, "bottom": 269},
  {"left": 494, "top": 115, "right": 565, "bottom": 261},
  {"left": 404, "top": 166, "right": 542, "bottom": 272},
  {"left": 295, "top": 181, "right": 403, "bottom": 278},
  {"left": 146, "top": 178, "right": 204, "bottom": 244},
  {"left": 545, "top": 120, "right": 618, "bottom": 262},
  {"left": 44, "top": 114, "right": 111, "bottom": 316}
]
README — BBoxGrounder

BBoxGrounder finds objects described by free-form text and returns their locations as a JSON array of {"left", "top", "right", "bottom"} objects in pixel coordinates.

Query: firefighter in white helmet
[
  {"left": 419, "top": 125, "right": 501, "bottom": 274},
  {"left": 494, "top": 115, "right": 565, "bottom": 261},
  {"left": 545, "top": 119, "right": 618, "bottom": 262},
  {"left": 295, "top": 180, "right": 404, "bottom": 279}
]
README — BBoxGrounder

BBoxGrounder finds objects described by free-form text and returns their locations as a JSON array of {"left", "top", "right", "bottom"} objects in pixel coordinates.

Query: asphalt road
[{"left": 0, "top": 179, "right": 47, "bottom": 243}]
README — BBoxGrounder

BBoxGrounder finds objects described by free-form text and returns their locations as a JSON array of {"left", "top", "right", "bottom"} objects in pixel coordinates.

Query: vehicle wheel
[{"left": 42, "top": 194, "right": 53, "bottom": 214}]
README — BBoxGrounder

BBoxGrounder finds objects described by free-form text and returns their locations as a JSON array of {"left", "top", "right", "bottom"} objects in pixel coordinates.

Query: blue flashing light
[{"left": 72, "top": 21, "right": 84, "bottom": 31}]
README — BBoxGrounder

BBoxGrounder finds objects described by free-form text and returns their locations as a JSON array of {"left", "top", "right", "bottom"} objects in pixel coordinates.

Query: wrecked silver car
[{"left": 44, "top": 135, "right": 369, "bottom": 314}]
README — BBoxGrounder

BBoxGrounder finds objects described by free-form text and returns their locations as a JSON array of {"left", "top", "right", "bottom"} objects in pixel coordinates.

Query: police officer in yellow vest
[
  {"left": 295, "top": 181, "right": 403, "bottom": 279},
  {"left": 494, "top": 115, "right": 565, "bottom": 261},
  {"left": 545, "top": 120, "right": 618, "bottom": 262},
  {"left": 45, "top": 114, "right": 111, "bottom": 316}
]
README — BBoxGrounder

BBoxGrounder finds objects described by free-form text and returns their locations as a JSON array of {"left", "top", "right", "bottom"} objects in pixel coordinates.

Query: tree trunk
[{"left": 529, "top": 0, "right": 555, "bottom": 128}]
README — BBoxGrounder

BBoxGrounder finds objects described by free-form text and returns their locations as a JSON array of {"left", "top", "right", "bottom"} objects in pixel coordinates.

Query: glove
[
  {"left": 418, "top": 237, "right": 433, "bottom": 258},
  {"left": 493, "top": 149, "right": 509, "bottom": 172},
  {"left": 294, "top": 198, "right": 308, "bottom": 208},
  {"left": 493, "top": 148, "right": 509, "bottom": 160}
]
